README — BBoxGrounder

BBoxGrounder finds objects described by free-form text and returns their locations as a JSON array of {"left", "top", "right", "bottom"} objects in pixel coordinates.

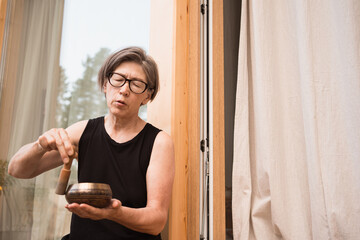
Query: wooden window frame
[{"left": 169, "top": 0, "right": 225, "bottom": 239}]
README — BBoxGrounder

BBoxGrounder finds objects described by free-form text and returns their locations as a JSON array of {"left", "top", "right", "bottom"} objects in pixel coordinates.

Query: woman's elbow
[
  {"left": 149, "top": 212, "right": 168, "bottom": 235},
  {"left": 7, "top": 160, "right": 33, "bottom": 179},
  {"left": 7, "top": 161, "right": 17, "bottom": 177},
  {"left": 8, "top": 165, "right": 22, "bottom": 178}
]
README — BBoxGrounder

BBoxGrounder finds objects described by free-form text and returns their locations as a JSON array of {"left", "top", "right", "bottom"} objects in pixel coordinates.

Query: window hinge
[
  {"left": 201, "top": 3, "right": 207, "bottom": 15},
  {"left": 200, "top": 139, "right": 206, "bottom": 152}
]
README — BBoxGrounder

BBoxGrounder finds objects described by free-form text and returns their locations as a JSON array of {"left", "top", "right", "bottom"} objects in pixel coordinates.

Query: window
[
  {"left": 0, "top": 1, "right": 150, "bottom": 239},
  {"left": 59, "top": 0, "right": 150, "bottom": 126}
]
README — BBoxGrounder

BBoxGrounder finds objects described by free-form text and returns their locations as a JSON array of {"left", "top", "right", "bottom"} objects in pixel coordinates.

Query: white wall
[{"left": 147, "top": 0, "right": 174, "bottom": 135}]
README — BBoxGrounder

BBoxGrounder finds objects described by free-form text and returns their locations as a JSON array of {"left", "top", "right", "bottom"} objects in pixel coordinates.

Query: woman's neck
[{"left": 104, "top": 114, "right": 146, "bottom": 143}]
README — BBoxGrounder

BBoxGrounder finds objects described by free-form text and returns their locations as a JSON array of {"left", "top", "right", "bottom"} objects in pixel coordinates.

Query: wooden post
[
  {"left": 169, "top": 0, "right": 225, "bottom": 239},
  {"left": 169, "top": 0, "right": 189, "bottom": 239},
  {"left": 212, "top": 0, "right": 226, "bottom": 239},
  {"left": 188, "top": 0, "right": 201, "bottom": 239}
]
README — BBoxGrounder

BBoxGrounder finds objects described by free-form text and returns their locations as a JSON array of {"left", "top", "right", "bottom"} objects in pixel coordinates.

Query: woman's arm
[
  {"left": 114, "top": 130, "right": 175, "bottom": 234},
  {"left": 8, "top": 120, "right": 88, "bottom": 179},
  {"left": 65, "top": 130, "right": 175, "bottom": 235}
]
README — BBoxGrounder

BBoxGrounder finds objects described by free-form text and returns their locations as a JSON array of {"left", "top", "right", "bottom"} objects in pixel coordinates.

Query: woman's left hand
[{"left": 65, "top": 199, "right": 122, "bottom": 220}]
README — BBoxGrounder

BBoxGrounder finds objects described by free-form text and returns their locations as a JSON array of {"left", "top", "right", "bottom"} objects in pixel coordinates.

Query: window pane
[
  {"left": 0, "top": 1, "right": 150, "bottom": 239},
  {"left": 58, "top": 0, "right": 150, "bottom": 126},
  {"left": 55, "top": 0, "right": 151, "bottom": 237}
]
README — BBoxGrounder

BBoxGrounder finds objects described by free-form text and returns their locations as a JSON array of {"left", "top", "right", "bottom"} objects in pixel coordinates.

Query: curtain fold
[
  {"left": 0, "top": 0, "right": 66, "bottom": 239},
  {"left": 232, "top": 0, "right": 360, "bottom": 239}
]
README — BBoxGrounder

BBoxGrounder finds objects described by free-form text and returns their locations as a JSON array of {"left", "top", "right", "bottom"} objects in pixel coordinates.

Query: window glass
[
  {"left": 0, "top": 1, "right": 150, "bottom": 239},
  {"left": 58, "top": 0, "right": 150, "bottom": 127},
  {"left": 56, "top": 0, "right": 150, "bottom": 237}
]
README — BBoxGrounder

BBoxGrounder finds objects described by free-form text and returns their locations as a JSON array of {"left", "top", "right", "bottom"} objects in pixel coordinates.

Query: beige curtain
[
  {"left": 0, "top": 0, "right": 67, "bottom": 239},
  {"left": 232, "top": 0, "right": 360, "bottom": 239}
]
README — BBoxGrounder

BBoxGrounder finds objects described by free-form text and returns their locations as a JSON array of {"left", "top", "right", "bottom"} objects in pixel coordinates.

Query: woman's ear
[
  {"left": 141, "top": 96, "right": 150, "bottom": 106},
  {"left": 141, "top": 90, "right": 153, "bottom": 105}
]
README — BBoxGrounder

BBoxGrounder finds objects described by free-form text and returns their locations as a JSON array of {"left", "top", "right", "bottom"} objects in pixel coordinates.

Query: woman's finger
[
  {"left": 58, "top": 128, "right": 74, "bottom": 156},
  {"left": 54, "top": 130, "right": 70, "bottom": 164},
  {"left": 38, "top": 133, "right": 55, "bottom": 151}
]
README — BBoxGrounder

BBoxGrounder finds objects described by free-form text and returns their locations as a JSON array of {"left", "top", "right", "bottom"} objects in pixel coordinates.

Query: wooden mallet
[{"left": 55, "top": 152, "right": 77, "bottom": 195}]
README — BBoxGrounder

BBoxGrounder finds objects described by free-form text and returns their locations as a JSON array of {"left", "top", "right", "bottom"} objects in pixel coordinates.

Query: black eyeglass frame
[{"left": 107, "top": 72, "right": 149, "bottom": 94}]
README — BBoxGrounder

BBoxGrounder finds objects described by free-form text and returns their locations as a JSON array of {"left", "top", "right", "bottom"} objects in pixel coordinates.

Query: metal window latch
[
  {"left": 201, "top": 3, "right": 207, "bottom": 15},
  {"left": 200, "top": 139, "right": 206, "bottom": 152}
]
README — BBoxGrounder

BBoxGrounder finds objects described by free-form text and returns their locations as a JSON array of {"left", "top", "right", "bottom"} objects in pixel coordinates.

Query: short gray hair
[{"left": 98, "top": 47, "right": 159, "bottom": 101}]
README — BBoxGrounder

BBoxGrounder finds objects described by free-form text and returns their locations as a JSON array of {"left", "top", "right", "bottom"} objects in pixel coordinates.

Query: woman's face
[{"left": 103, "top": 61, "right": 151, "bottom": 119}]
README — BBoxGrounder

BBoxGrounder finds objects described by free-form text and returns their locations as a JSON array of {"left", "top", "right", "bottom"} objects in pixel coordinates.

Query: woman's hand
[
  {"left": 65, "top": 199, "right": 122, "bottom": 221},
  {"left": 38, "top": 128, "right": 75, "bottom": 164},
  {"left": 8, "top": 120, "right": 87, "bottom": 179}
]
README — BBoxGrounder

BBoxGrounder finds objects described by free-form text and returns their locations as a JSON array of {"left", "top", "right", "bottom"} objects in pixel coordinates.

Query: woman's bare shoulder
[
  {"left": 151, "top": 131, "right": 174, "bottom": 163},
  {"left": 66, "top": 120, "right": 89, "bottom": 146},
  {"left": 155, "top": 131, "right": 173, "bottom": 147}
]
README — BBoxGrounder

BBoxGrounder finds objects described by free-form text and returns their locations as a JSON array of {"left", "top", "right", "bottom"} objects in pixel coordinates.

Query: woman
[{"left": 8, "top": 47, "right": 175, "bottom": 240}]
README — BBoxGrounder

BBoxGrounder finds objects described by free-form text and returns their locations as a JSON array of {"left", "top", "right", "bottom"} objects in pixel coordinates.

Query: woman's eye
[
  {"left": 114, "top": 77, "right": 125, "bottom": 82},
  {"left": 132, "top": 82, "right": 141, "bottom": 87}
]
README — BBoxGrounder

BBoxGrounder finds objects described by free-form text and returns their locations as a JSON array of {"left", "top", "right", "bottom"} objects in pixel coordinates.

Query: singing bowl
[{"left": 65, "top": 183, "right": 112, "bottom": 208}]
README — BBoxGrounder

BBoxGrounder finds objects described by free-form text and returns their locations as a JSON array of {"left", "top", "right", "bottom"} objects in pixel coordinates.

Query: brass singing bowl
[{"left": 65, "top": 183, "right": 112, "bottom": 208}]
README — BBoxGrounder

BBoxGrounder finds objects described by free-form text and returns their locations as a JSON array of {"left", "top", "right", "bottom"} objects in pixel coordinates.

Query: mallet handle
[{"left": 55, "top": 154, "right": 76, "bottom": 195}]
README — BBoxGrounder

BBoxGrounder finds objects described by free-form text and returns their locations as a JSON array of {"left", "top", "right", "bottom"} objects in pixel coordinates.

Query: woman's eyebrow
[
  {"left": 113, "top": 72, "right": 146, "bottom": 82},
  {"left": 113, "top": 72, "right": 144, "bottom": 82}
]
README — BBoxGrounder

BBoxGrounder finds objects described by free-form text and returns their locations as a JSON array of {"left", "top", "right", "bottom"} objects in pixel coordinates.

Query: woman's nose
[{"left": 119, "top": 81, "right": 130, "bottom": 95}]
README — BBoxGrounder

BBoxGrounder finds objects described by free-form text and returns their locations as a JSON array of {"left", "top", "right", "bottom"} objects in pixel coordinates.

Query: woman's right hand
[
  {"left": 37, "top": 128, "right": 75, "bottom": 164},
  {"left": 8, "top": 121, "right": 86, "bottom": 179}
]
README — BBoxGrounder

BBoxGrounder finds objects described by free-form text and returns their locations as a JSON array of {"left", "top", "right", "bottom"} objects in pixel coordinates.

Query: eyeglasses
[{"left": 108, "top": 73, "right": 149, "bottom": 94}]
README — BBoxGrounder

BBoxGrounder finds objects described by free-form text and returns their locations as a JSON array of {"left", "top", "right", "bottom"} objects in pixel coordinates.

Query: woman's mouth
[{"left": 115, "top": 100, "right": 126, "bottom": 106}]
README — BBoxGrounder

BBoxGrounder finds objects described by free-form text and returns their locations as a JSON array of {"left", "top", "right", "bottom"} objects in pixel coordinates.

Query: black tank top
[{"left": 68, "top": 116, "right": 162, "bottom": 240}]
